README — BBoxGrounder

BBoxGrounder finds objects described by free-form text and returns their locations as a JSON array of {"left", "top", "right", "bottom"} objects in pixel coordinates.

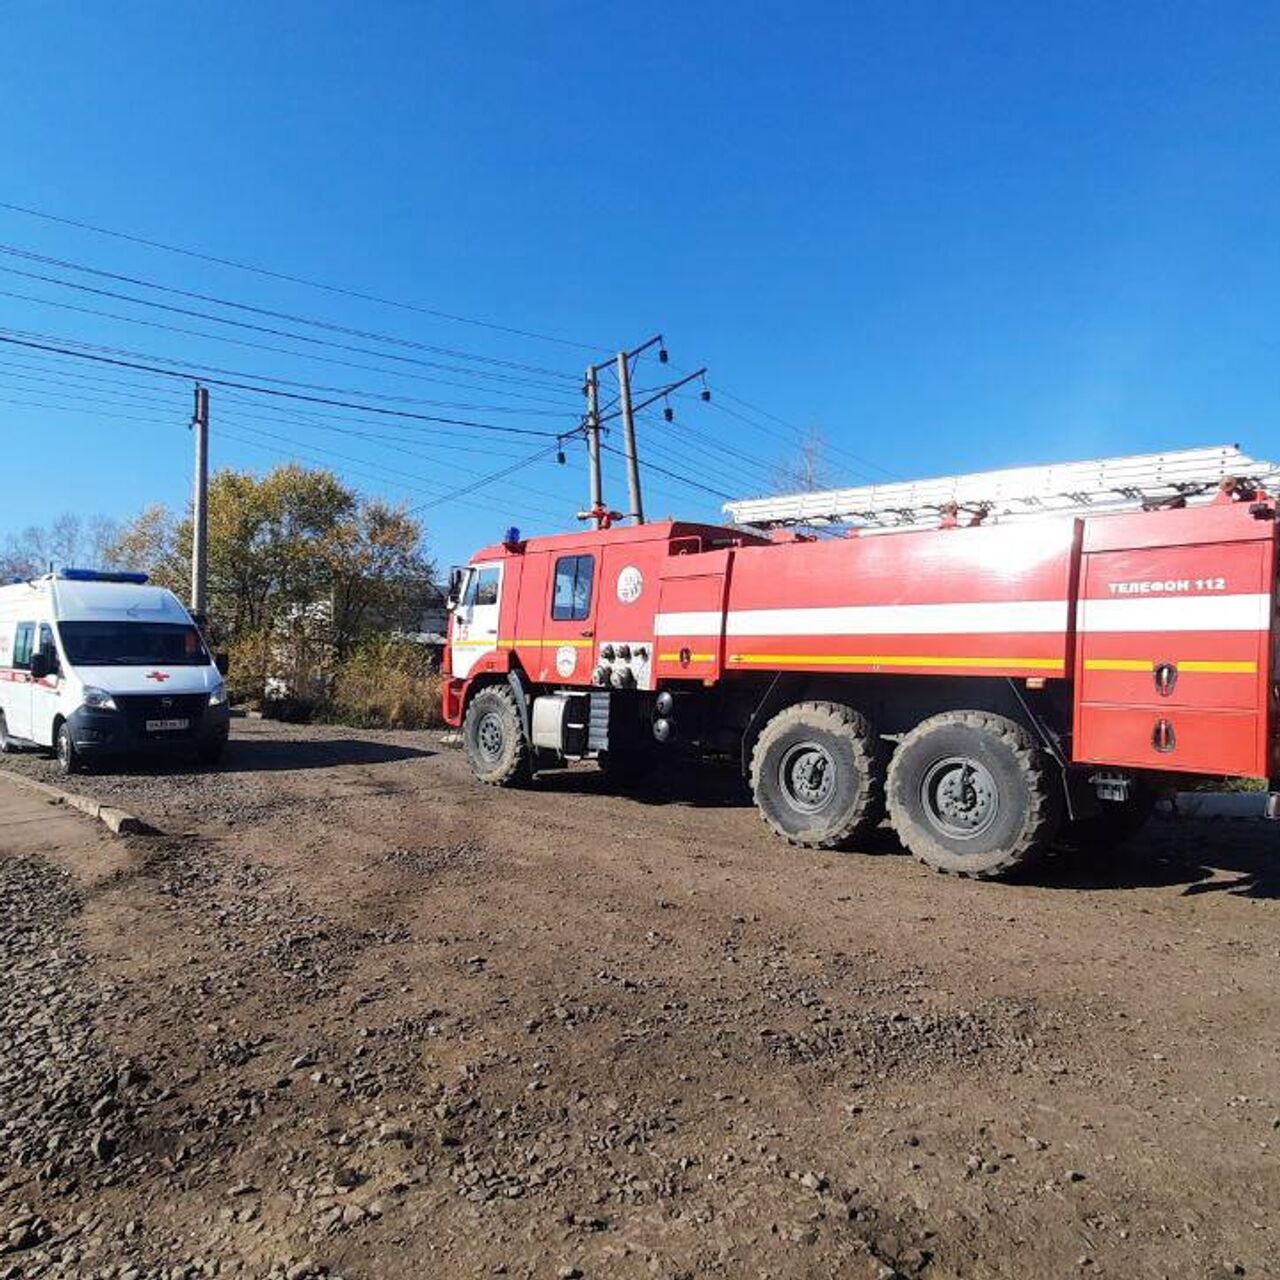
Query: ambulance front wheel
[
  {"left": 750, "top": 701, "right": 886, "bottom": 849},
  {"left": 0, "top": 712, "right": 16, "bottom": 754},
  {"left": 887, "top": 711, "right": 1060, "bottom": 879},
  {"left": 463, "top": 684, "right": 532, "bottom": 787},
  {"left": 55, "top": 721, "right": 82, "bottom": 776}
]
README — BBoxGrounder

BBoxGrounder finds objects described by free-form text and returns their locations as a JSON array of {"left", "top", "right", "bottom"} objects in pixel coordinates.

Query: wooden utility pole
[
  {"left": 616, "top": 351, "right": 645, "bottom": 525},
  {"left": 190, "top": 384, "right": 209, "bottom": 621},
  {"left": 585, "top": 364, "right": 603, "bottom": 528}
]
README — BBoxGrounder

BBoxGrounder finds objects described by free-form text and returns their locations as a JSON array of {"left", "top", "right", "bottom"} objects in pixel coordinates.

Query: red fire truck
[{"left": 443, "top": 446, "right": 1280, "bottom": 879}]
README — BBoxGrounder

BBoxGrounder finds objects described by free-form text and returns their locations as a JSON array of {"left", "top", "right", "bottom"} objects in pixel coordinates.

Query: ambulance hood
[{"left": 67, "top": 664, "right": 222, "bottom": 696}]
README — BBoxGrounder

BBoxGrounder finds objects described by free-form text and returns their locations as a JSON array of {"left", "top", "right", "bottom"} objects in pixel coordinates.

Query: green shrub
[{"left": 325, "top": 635, "right": 444, "bottom": 730}]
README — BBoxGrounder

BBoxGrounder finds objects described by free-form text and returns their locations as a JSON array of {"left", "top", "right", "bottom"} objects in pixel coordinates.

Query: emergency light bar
[
  {"left": 724, "top": 444, "right": 1280, "bottom": 531},
  {"left": 56, "top": 568, "right": 150, "bottom": 584}
]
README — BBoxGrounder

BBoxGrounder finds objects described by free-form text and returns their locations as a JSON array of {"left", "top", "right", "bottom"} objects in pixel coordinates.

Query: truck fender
[{"left": 506, "top": 668, "right": 533, "bottom": 745}]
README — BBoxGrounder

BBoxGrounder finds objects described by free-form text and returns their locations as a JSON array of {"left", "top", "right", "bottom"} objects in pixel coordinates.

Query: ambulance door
[
  {"left": 6, "top": 621, "right": 36, "bottom": 739},
  {"left": 451, "top": 562, "right": 503, "bottom": 679},
  {"left": 29, "top": 623, "right": 61, "bottom": 747},
  {"left": 538, "top": 550, "right": 598, "bottom": 685}
]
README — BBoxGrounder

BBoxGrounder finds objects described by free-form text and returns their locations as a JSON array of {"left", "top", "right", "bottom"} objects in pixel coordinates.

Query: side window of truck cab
[{"left": 551, "top": 554, "right": 594, "bottom": 621}]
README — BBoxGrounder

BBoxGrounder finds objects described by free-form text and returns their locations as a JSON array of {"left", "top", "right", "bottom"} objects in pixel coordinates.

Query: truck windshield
[{"left": 57, "top": 621, "right": 211, "bottom": 667}]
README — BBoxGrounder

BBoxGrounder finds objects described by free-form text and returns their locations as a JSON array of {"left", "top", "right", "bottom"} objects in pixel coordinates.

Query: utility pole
[
  {"left": 615, "top": 350, "right": 645, "bottom": 525},
  {"left": 190, "top": 384, "right": 209, "bottom": 622},
  {"left": 584, "top": 364, "right": 603, "bottom": 528}
]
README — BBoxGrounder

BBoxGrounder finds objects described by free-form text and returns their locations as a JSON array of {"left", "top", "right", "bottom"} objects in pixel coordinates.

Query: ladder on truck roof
[{"left": 723, "top": 444, "right": 1280, "bottom": 532}]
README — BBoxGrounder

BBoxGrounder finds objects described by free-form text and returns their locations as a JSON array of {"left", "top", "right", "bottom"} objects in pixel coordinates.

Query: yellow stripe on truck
[
  {"left": 1084, "top": 658, "right": 1257, "bottom": 674},
  {"left": 453, "top": 638, "right": 595, "bottom": 648},
  {"left": 726, "top": 653, "right": 1066, "bottom": 670}
]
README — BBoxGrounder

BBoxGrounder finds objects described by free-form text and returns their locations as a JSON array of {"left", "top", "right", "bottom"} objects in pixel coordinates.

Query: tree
[
  {"left": 772, "top": 427, "right": 835, "bottom": 494},
  {"left": 110, "top": 463, "right": 433, "bottom": 654},
  {"left": 0, "top": 512, "right": 122, "bottom": 580},
  {"left": 109, "top": 505, "right": 184, "bottom": 591}
]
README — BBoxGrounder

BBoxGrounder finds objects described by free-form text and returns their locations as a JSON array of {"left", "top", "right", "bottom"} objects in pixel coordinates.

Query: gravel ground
[{"left": 2, "top": 716, "right": 1279, "bottom": 1279}]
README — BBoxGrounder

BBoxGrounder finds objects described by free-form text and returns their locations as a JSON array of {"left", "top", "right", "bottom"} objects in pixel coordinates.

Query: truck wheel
[
  {"left": 463, "top": 685, "right": 532, "bottom": 787},
  {"left": 55, "top": 721, "right": 82, "bottom": 776},
  {"left": 750, "top": 701, "right": 886, "bottom": 849},
  {"left": 887, "top": 711, "right": 1060, "bottom": 879},
  {"left": 0, "top": 711, "right": 15, "bottom": 753}
]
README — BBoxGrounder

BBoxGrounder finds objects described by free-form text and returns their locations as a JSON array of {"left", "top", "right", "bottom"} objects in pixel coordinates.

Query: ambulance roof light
[{"left": 57, "top": 568, "right": 150, "bottom": 584}]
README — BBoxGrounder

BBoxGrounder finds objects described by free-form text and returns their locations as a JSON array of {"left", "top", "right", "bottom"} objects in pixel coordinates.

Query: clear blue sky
[{"left": 3, "top": 2, "right": 1279, "bottom": 568}]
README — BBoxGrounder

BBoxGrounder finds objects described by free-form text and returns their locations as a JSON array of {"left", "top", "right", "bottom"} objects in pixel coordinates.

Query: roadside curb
[{"left": 0, "top": 769, "right": 154, "bottom": 836}]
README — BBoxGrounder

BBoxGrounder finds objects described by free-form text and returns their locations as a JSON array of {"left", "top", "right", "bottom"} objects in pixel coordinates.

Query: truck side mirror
[
  {"left": 29, "top": 650, "right": 51, "bottom": 680},
  {"left": 215, "top": 652, "right": 230, "bottom": 676},
  {"left": 447, "top": 566, "right": 464, "bottom": 610}
]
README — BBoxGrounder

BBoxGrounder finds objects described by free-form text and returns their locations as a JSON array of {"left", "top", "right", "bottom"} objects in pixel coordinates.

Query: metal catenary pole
[
  {"left": 585, "top": 364, "right": 603, "bottom": 528},
  {"left": 615, "top": 350, "right": 645, "bottom": 524},
  {"left": 190, "top": 384, "right": 210, "bottom": 621}
]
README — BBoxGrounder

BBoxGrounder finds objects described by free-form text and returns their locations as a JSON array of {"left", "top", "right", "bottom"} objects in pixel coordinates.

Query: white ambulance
[{"left": 0, "top": 569, "right": 230, "bottom": 774}]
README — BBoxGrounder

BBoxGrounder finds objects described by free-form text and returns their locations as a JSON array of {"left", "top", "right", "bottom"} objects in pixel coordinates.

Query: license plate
[{"left": 145, "top": 718, "right": 189, "bottom": 732}]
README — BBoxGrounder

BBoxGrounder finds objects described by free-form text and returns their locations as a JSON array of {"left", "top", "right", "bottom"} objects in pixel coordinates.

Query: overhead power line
[
  {"left": 0, "top": 332, "right": 566, "bottom": 439},
  {"left": 0, "top": 261, "right": 580, "bottom": 389},
  {"left": 0, "top": 243, "right": 576, "bottom": 380},
  {"left": 0, "top": 199, "right": 602, "bottom": 353},
  {"left": 0, "top": 283, "right": 578, "bottom": 394},
  {"left": 1, "top": 325, "right": 579, "bottom": 411}
]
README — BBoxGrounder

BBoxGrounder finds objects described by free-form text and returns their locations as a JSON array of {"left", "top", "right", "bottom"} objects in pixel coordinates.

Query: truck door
[
  {"left": 538, "top": 550, "right": 597, "bottom": 685},
  {"left": 450, "top": 562, "right": 503, "bottom": 679}
]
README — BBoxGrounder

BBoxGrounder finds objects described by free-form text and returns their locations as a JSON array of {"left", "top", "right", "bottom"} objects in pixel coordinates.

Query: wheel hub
[
  {"left": 778, "top": 741, "right": 837, "bottom": 813},
  {"left": 921, "top": 756, "right": 999, "bottom": 840},
  {"left": 476, "top": 712, "right": 505, "bottom": 762}
]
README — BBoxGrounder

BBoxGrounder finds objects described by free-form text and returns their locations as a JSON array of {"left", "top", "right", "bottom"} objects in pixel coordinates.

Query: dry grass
[{"left": 325, "top": 635, "right": 444, "bottom": 730}]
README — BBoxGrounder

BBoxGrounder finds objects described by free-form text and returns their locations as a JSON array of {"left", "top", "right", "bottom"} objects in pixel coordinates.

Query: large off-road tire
[
  {"left": 0, "top": 711, "right": 16, "bottom": 754},
  {"left": 55, "top": 720, "right": 82, "bottom": 776},
  {"left": 887, "top": 711, "right": 1060, "bottom": 879},
  {"left": 750, "top": 701, "right": 886, "bottom": 849},
  {"left": 462, "top": 684, "right": 532, "bottom": 787}
]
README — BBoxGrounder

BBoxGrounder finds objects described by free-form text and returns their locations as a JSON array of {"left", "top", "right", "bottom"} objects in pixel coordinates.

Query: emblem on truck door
[
  {"left": 556, "top": 645, "right": 578, "bottom": 677},
  {"left": 617, "top": 565, "right": 644, "bottom": 604}
]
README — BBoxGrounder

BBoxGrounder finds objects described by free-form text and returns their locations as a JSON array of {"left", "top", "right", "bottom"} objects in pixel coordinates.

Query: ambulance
[{"left": 0, "top": 569, "right": 230, "bottom": 774}]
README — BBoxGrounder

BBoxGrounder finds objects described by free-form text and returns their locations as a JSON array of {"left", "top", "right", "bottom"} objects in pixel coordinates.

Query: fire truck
[{"left": 443, "top": 445, "right": 1280, "bottom": 879}]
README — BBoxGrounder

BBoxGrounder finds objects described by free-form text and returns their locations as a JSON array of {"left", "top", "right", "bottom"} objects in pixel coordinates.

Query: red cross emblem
[{"left": 145, "top": 671, "right": 171, "bottom": 683}]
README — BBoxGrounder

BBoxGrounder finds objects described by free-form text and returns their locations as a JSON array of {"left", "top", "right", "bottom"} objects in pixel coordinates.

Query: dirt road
[{"left": 2, "top": 717, "right": 1278, "bottom": 1280}]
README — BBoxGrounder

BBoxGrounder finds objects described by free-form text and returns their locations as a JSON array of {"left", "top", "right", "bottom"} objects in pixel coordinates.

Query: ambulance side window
[
  {"left": 551, "top": 555, "right": 594, "bottom": 621},
  {"left": 12, "top": 622, "right": 35, "bottom": 670},
  {"left": 38, "top": 624, "right": 59, "bottom": 676}
]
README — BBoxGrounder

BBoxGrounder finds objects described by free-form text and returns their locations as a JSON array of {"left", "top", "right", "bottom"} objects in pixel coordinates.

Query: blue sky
[{"left": 2, "top": 2, "right": 1279, "bottom": 568}]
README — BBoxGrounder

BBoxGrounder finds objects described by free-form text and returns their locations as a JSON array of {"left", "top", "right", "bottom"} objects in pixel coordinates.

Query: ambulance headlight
[
  {"left": 208, "top": 682, "right": 228, "bottom": 707},
  {"left": 82, "top": 687, "right": 118, "bottom": 712}
]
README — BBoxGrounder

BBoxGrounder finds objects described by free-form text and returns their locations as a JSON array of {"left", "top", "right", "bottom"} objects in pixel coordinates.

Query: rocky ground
[{"left": 1, "top": 716, "right": 1278, "bottom": 1279}]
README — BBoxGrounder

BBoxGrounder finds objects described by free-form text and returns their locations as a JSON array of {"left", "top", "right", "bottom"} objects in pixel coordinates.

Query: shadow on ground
[
  {"left": 1030, "top": 819, "right": 1280, "bottom": 898},
  {"left": 93, "top": 737, "right": 436, "bottom": 777},
  {"left": 536, "top": 761, "right": 1280, "bottom": 897}
]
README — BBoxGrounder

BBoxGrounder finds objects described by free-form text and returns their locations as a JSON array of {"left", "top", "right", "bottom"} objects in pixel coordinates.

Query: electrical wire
[
  {"left": 0, "top": 333, "right": 569, "bottom": 438},
  {"left": 0, "top": 199, "right": 603, "bottom": 353},
  {"left": 0, "top": 324, "right": 579, "bottom": 410},
  {"left": 0, "top": 243, "right": 578, "bottom": 380},
  {"left": 0, "top": 284, "right": 578, "bottom": 395}
]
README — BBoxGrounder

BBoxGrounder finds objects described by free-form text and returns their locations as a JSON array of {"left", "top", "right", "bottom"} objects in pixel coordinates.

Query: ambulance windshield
[{"left": 57, "top": 621, "right": 211, "bottom": 667}]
